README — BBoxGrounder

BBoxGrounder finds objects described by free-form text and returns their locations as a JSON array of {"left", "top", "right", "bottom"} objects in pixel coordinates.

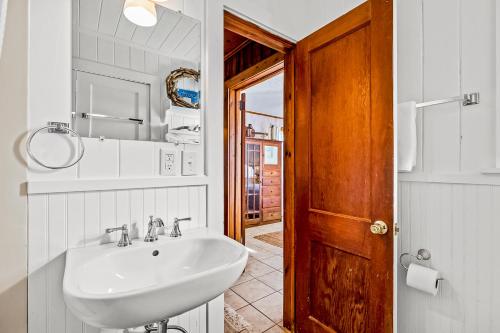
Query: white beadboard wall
[
  {"left": 398, "top": 0, "right": 500, "bottom": 332},
  {"left": 27, "top": 0, "right": 226, "bottom": 331},
  {"left": 398, "top": 182, "right": 500, "bottom": 332},
  {"left": 398, "top": 0, "right": 495, "bottom": 174},
  {"left": 28, "top": 185, "right": 207, "bottom": 333}
]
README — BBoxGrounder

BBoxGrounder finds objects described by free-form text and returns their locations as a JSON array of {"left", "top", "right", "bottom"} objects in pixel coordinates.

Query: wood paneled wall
[{"left": 224, "top": 40, "right": 277, "bottom": 80}]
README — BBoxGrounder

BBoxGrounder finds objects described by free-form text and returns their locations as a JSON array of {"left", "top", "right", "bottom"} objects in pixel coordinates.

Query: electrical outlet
[
  {"left": 160, "top": 149, "right": 176, "bottom": 176},
  {"left": 182, "top": 151, "right": 197, "bottom": 176}
]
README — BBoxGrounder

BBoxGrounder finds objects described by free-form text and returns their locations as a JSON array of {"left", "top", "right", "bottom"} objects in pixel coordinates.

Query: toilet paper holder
[{"left": 399, "top": 248, "right": 432, "bottom": 271}]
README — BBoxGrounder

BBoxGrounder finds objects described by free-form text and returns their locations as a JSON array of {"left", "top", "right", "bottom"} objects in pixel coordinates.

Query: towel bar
[{"left": 416, "top": 92, "right": 479, "bottom": 108}]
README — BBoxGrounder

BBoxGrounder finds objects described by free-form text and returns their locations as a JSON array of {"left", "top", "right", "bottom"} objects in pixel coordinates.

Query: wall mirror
[{"left": 71, "top": 0, "right": 202, "bottom": 144}]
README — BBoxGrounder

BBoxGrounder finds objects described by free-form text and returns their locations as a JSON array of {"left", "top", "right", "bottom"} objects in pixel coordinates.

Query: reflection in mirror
[{"left": 71, "top": 0, "right": 201, "bottom": 144}]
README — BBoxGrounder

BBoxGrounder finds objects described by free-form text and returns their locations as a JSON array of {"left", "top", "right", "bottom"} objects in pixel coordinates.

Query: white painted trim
[
  {"left": 482, "top": 168, "right": 500, "bottom": 174},
  {"left": 399, "top": 172, "right": 500, "bottom": 185},
  {"left": 26, "top": 176, "right": 209, "bottom": 194},
  {"left": 222, "top": 6, "right": 297, "bottom": 43},
  {"left": 0, "top": 0, "right": 7, "bottom": 59},
  {"left": 73, "top": 58, "right": 159, "bottom": 84},
  {"left": 496, "top": 0, "right": 500, "bottom": 168}
]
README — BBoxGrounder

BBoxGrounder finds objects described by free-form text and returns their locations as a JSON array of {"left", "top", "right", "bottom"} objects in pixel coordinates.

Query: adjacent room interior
[{"left": 223, "top": 27, "right": 285, "bottom": 329}]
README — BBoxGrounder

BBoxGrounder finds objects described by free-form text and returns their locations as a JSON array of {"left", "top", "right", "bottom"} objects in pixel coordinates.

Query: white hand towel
[{"left": 398, "top": 101, "right": 417, "bottom": 172}]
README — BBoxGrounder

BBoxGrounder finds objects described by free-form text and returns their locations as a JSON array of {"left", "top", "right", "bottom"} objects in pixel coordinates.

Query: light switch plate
[
  {"left": 182, "top": 151, "right": 197, "bottom": 176},
  {"left": 160, "top": 149, "right": 176, "bottom": 176}
]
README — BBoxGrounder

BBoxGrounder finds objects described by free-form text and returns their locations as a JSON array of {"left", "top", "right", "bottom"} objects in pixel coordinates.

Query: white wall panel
[
  {"left": 97, "top": 37, "right": 115, "bottom": 65},
  {"left": 398, "top": 0, "right": 497, "bottom": 173},
  {"left": 398, "top": 1, "right": 500, "bottom": 332},
  {"left": 78, "top": 138, "right": 120, "bottom": 179},
  {"left": 28, "top": 185, "right": 207, "bottom": 333},
  {"left": 422, "top": 0, "right": 461, "bottom": 173},
  {"left": 398, "top": 181, "right": 500, "bottom": 333},
  {"left": 119, "top": 140, "right": 155, "bottom": 177},
  {"left": 460, "top": 0, "right": 496, "bottom": 172}
]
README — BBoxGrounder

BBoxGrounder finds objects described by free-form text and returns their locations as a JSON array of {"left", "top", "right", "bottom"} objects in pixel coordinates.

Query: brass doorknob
[{"left": 370, "top": 221, "right": 388, "bottom": 235}]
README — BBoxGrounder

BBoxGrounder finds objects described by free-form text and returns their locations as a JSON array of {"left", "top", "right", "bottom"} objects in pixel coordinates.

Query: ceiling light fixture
[{"left": 123, "top": 0, "right": 157, "bottom": 27}]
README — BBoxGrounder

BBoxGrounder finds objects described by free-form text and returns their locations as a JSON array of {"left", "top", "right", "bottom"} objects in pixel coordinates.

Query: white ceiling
[
  {"left": 243, "top": 73, "right": 284, "bottom": 117},
  {"left": 74, "top": 0, "right": 201, "bottom": 62}
]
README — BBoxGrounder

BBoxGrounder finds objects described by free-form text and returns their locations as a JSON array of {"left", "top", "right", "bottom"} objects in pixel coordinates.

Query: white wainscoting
[
  {"left": 398, "top": 181, "right": 500, "bottom": 333},
  {"left": 28, "top": 185, "right": 207, "bottom": 333}
]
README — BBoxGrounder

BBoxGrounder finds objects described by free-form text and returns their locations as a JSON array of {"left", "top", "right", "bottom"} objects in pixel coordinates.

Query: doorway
[
  {"left": 228, "top": 72, "right": 285, "bottom": 332},
  {"left": 223, "top": 1, "right": 394, "bottom": 332},
  {"left": 223, "top": 11, "right": 294, "bottom": 333}
]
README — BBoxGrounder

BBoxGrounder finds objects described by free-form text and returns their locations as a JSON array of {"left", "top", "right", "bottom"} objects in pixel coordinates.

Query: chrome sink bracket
[
  {"left": 144, "top": 319, "right": 188, "bottom": 333},
  {"left": 105, "top": 224, "right": 132, "bottom": 247}
]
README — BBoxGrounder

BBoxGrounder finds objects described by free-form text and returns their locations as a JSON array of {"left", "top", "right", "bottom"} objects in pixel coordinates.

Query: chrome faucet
[
  {"left": 145, "top": 216, "right": 165, "bottom": 242},
  {"left": 170, "top": 217, "right": 191, "bottom": 238},
  {"left": 105, "top": 224, "right": 132, "bottom": 247}
]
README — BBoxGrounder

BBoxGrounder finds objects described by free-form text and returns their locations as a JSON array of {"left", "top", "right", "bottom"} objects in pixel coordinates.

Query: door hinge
[{"left": 394, "top": 222, "right": 400, "bottom": 236}]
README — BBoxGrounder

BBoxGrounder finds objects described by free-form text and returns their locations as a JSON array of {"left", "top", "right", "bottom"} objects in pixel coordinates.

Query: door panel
[
  {"left": 310, "top": 26, "right": 371, "bottom": 217},
  {"left": 294, "top": 1, "right": 393, "bottom": 332}
]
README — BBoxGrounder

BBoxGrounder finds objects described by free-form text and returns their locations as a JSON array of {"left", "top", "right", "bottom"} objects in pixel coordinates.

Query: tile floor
[{"left": 224, "top": 222, "right": 285, "bottom": 333}]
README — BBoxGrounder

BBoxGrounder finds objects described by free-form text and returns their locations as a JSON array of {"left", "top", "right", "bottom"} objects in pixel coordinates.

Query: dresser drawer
[
  {"left": 263, "top": 208, "right": 282, "bottom": 221},
  {"left": 262, "top": 177, "right": 280, "bottom": 186},
  {"left": 263, "top": 169, "right": 280, "bottom": 177},
  {"left": 263, "top": 196, "right": 281, "bottom": 208},
  {"left": 262, "top": 186, "right": 280, "bottom": 196}
]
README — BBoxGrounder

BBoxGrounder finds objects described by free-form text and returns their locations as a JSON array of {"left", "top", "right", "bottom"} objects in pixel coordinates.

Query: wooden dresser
[{"left": 244, "top": 139, "right": 282, "bottom": 227}]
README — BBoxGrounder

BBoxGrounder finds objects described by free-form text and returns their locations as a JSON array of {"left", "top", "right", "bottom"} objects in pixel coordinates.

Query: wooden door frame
[{"left": 223, "top": 10, "right": 296, "bottom": 331}]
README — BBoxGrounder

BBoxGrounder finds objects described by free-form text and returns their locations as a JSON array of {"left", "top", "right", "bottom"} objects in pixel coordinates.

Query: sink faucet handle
[
  {"left": 145, "top": 216, "right": 165, "bottom": 242},
  {"left": 105, "top": 224, "right": 132, "bottom": 247},
  {"left": 170, "top": 217, "right": 191, "bottom": 238},
  {"left": 153, "top": 217, "right": 165, "bottom": 227},
  {"left": 105, "top": 224, "right": 128, "bottom": 233}
]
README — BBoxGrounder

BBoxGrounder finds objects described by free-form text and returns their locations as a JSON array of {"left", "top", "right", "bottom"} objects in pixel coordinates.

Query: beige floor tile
[
  {"left": 261, "top": 244, "right": 283, "bottom": 255},
  {"left": 251, "top": 292, "right": 283, "bottom": 323},
  {"left": 264, "top": 325, "right": 286, "bottom": 333},
  {"left": 245, "top": 258, "right": 275, "bottom": 277},
  {"left": 249, "top": 247, "right": 275, "bottom": 261},
  {"left": 256, "top": 270, "right": 283, "bottom": 291},
  {"left": 233, "top": 270, "right": 254, "bottom": 286},
  {"left": 261, "top": 255, "right": 283, "bottom": 271},
  {"left": 225, "top": 289, "right": 248, "bottom": 310},
  {"left": 236, "top": 305, "right": 275, "bottom": 332},
  {"left": 232, "top": 279, "right": 274, "bottom": 303}
]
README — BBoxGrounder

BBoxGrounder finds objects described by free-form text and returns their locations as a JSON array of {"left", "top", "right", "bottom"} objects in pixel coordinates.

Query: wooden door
[{"left": 294, "top": 1, "right": 393, "bottom": 332}]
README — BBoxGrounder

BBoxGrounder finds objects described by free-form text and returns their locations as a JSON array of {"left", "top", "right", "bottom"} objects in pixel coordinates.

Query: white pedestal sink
[{"left": 63, "top": 230, "right": 248, "bottom": 329}]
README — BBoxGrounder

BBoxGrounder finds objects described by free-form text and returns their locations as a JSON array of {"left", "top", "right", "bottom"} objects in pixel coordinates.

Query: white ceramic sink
[{"left": 63, "top": 230, "right": 248, "bottom": 329}]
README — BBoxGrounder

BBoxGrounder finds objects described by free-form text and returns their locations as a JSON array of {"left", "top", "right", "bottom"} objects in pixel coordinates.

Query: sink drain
[{"left": 152, "top": 250, "right": 159, "bottom": 256}]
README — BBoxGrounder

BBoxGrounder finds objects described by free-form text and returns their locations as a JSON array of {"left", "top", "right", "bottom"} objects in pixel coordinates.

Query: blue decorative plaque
[{"left": 177, "top": 89, "right": 200, "bottom": 104}]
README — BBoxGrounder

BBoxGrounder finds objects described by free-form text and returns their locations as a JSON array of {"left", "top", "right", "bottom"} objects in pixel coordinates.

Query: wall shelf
[{"left": 26, "top": 176, "right": 209, "bottom": 194}]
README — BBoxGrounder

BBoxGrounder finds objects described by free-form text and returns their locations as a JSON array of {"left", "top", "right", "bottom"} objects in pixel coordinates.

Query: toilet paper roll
[{"left": 406, "top": 263, "right": 441, "bottom": 296}]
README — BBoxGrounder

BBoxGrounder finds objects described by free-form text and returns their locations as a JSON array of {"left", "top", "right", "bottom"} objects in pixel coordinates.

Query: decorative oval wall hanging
[{"left": 165, "top": 67, "right": 200, "bottom": 109}]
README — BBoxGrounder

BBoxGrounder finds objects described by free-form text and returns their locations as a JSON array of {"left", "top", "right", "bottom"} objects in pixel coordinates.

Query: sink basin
[{"left": 63, "top": 230, "right": 248, "bottom": 329}]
